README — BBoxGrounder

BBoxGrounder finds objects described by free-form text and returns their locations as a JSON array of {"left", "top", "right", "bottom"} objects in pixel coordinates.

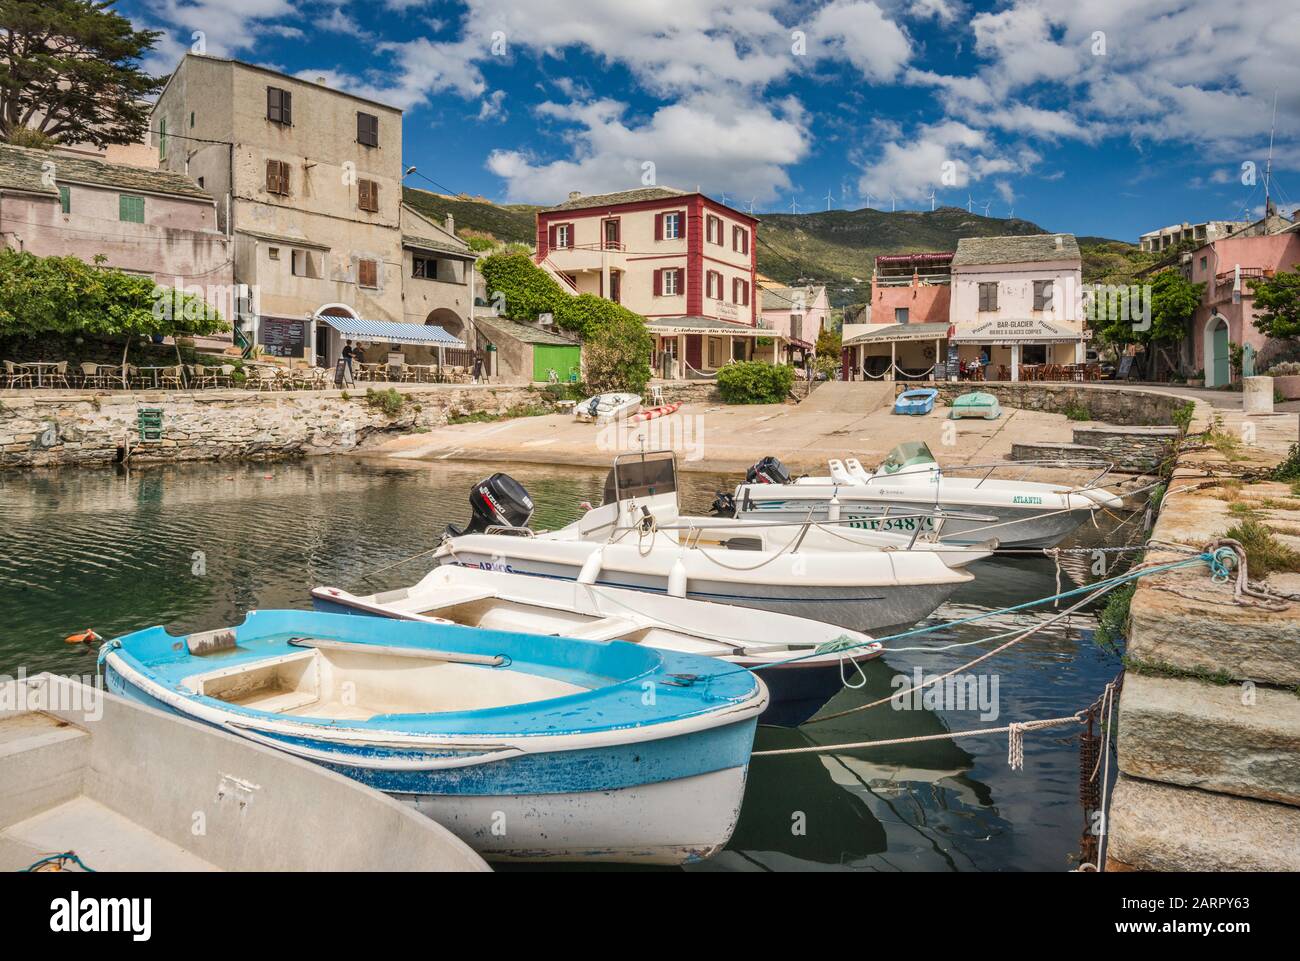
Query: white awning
[{"left": 317, "top": 315, "right": 465, "bottom": 347}]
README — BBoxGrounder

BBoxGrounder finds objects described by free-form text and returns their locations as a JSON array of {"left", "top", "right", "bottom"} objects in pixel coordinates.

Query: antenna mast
[{"left": 1264, "top": 89, "right": 1278, "bottom": 217}]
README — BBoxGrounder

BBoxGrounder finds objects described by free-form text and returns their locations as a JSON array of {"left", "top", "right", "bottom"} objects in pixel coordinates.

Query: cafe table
[{"left": 20, "top": 362, "right": 59, "bottom": 387}]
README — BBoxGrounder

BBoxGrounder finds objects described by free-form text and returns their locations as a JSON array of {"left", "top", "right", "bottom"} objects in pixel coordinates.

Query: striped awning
[{"left": 317, "top": 315, "right": 465, "bottom": 347}]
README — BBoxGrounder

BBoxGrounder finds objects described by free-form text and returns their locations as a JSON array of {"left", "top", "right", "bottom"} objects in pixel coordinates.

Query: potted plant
[{"left": 1185, "top": 368, "right": 1204, "bottom": 388}]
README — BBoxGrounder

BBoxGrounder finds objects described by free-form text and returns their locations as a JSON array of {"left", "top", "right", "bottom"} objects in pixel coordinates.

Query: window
[
  {"left": 358, "top": 179, "right": 380, "bottom": 212},
  {"left": 357, "top": 112, "right": 379, "bottom": 147},
  {"left": 732, "top": 225, "right": 749, "bottom": 254},
  {"left": 706, "top": 270, "right": 722, "bottom": 299},
  {"left": 196, "top": 176, "right": 204, "bottom": 189},
  {"left": 291, "top": 249, "right": 321, "bottom": 278},
  {"left": 978, "top": 282, "right": 999, "bottom": 311},
  {"left": 895, "top": 307, "right": 910, "bottom": 324},
  {"left": 158, "top": 117, "right": 166, "bottom": 159},
  {"left": 58, "top": 186, "right": 70, "bottom": 214},
  {"left": 358, "top": 259, "right": 378, "bottom": 288},
  {"left": 602, "top": 218, "right": 620, "bottom": 249},
  {"left": 550, "top": 223, "right": 572, "bottom": 249},
  {"left": 732, "top": 277, "right": 749, "bottom": 305},
  {"left": 610, "top": 271, "right": 621, "bottom": 304},
  {"left": 654, "top": 268, "right": 681, "bottom": 296},
  {"left": 709, "top": 337, "right": 726, "bottom": 368},
  {"left": 791, "top": 315, "right": 803, "bottom": 341},
  {"left": 267, "top": 86, "right": 292, "bottom": 125},
  {"left": 119, "top": 194, "right": 144, "bottom": 223},
  {"left": 706, "top": 214, "right": 723, "bottom": 245},
  {"left": 265, "top": 159, "right": 291, "bottom": 196},
  {"left": 1200, "top": 256, "right": 1208, "bottom": 272},
  {"left": 1032, "top": 280, "right": 1054, "bottom": 311},
  {"left": 189, "top": 111, "right": 195, "bottom": 128},
  {"left": 657, "top": 211, "right": 683, "bottom": 240},
  {"left": 268, "top": 247, "right": 280, "bottom": 261},
  {"left": 412, "top": 256, "right": 438, "bottom": 280}
]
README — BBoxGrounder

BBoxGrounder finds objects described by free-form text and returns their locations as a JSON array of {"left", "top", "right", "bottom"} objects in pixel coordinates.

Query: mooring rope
[{"left": 751, "top": 713, "right": 1087, "bottom": 758}]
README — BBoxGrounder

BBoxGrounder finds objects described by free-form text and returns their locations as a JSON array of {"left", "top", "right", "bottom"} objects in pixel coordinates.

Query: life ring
[
  {"left": 923, "top": 345, "right": 935, "bottom": 359},
  {"left": 64, "top": 629, "right": 101, "bottom": 645}
]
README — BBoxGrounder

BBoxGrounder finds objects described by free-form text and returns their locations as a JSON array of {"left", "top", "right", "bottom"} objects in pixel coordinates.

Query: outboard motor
[
  {"left": 745, "top": 456, "right": 791, "bottom": 485},
  {"left": 710, "top": 491, "right": 737, "bottom": 517},
  {"left": 446, "top": 473, "right": 535, "bottom": 537}
]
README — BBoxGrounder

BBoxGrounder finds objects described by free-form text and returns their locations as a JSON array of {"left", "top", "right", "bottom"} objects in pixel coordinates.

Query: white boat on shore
[
  {"left": 574, "top": 391, "right": 641, "bottom": 423},
  {"left": 431, "top": 452, "right": 982, "bottom": 634},
  {"left": 312, "top": 564, "right": 885, "bottom": 726},
  {"left": 725, "top": 442, "right": 1125, "bottom": 549},
  {"left": 1, "top": 673, "right": 487, "bottom": 872}
]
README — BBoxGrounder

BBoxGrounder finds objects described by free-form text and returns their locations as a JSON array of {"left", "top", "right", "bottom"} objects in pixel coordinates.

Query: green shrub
[
  {"left": 1171, "top": 400, "right": 1194, "bottom": 433},
  {"left": 716, "top": 362, "right": 796, "bottom": 404},
  {"left": 1274, "top": 443, "right": 1300, "bottom": 482},
  {"left": 1224, "top": 520, "right": 1300, "bottom": 577},
  {"left": 1060, "top": 400, "right": 1091, "bottom": 421},
  {"left": 365, "top": 387, "right": 405, "bottom": 417},
  {"left": 583, "top": 315, "right": 652, "bottom": 394},
  {"left": 1093, "top": 582, "right": 1135, "bottom": 651}
]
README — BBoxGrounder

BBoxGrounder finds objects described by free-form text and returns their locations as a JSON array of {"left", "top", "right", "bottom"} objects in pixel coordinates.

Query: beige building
[{"left": 151, "top": 55, "right": 473, "bottom": 368}]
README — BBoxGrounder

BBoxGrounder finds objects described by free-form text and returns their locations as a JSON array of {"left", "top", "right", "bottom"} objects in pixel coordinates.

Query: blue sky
[{"left": 123, "top": 1, "right": 1300, "bottom": 242}]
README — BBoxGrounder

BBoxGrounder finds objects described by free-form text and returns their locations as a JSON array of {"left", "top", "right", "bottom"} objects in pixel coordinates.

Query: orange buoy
[{"left": 64, "top": 629, "right": 101, "bottom": 645}]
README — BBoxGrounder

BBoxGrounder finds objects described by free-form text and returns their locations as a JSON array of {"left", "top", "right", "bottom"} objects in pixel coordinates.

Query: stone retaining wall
[
  {"left": 0, "top": 384, "right": 541, "bottom": 469},
  {"left": 1071, "top": 425, "right": 1180, "bottom": 473},
  {"left": 916, "top": 382, "right": 1191, "bottom": 426}
]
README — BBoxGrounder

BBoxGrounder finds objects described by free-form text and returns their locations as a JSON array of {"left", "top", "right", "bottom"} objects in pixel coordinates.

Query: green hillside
[
  {"left": 402, "top": 187, "right": 538, "bottom": 245},
  {"left": 407, "top": 189, "right": 1128, "bottom": 306}
]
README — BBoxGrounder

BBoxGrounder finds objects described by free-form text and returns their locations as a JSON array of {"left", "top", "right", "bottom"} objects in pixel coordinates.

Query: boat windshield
[
  {"left": 602, "top": 451, "right": 678, "bottom": 504},
  {"left": 878, "top": 441, "right": 937, "bottom": 474}
]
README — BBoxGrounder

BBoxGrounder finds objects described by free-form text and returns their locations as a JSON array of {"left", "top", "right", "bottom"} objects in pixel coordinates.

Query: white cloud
[
  {"left": 487, "top": 95, "right": 809, "bottom": 204},
  {"left": 475, "top": 90, "right": 508, "bottom": 123}
]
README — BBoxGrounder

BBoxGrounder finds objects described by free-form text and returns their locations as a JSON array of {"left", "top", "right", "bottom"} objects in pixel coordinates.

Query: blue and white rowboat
[{"left": 101, "top": 610, "right": 767, "bottom": 865}]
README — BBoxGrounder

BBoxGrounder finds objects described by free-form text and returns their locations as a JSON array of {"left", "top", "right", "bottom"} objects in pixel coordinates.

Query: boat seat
[
  {"left": 844, "top": 458, "right": 873, "bottom": 484},
  {"left": 559, "top": 616, "right": 642, "bottom": 641},
  {"left": 828, "top": 459, "right": 855, "bottom": 486}
]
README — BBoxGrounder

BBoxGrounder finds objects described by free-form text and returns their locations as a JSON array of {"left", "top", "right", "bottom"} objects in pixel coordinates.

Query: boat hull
[
  {"left": 104, "top": 654, "right": 758, "bottom": 865},
  {"left": 738, "top": 497, "right": 1095, "bottom": 549},
  {"left": 438, "top": 555, "right": 959, "bottom": 634}
]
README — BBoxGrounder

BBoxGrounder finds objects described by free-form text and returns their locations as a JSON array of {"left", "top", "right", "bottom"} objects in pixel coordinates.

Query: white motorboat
[
  {"left": 724, "top": 442, "right": 1125, "bottom": 550},
  {"left": 431, "top": 452, "right": 981, "bottom": 634},
  {"left": 574, "top": 391, "right": 641, "bottom": 423},
  {"left": 312, "top": 564, "right": 885, "bottom": 727}
]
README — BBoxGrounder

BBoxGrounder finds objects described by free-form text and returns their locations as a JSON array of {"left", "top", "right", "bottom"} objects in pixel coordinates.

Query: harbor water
[{"left": 0, "top": 458, "right": 1130, "bottom": 872}]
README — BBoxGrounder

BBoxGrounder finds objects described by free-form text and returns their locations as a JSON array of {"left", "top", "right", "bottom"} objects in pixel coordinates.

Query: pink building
[
  {"left": 1184, "top": 218, "right": 1300, "bottom": 387},
  {"left": 0, "top": 144, "right": 232, "bottom": 311},
  {"left": 759, "top": 284, "right": 828, "bottom": 368}
]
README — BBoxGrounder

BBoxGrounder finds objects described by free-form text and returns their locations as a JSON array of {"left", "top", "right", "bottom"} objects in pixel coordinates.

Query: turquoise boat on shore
[
  {"left": 949, "top": 391, "right": 1002, "bottom": 420},
  {"left": 893, "top": 388, "right": 939, "bottom": 415},
  {"left": 101, "top": 609, "right": 767, "bottom": 864}
]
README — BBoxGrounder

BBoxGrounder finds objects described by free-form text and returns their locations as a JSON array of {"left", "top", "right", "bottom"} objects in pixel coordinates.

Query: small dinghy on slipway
[
  {"left": 728, "top": 442, "right": 1124, "bottom": 550},
  {"left": 893, "top": 387, "right": 938, "bottom": 415},
  {"left": 574, "top": 391, "right": 641, "bottom": 423},
  {"left": 1, "top": 673, "right": 486, "bottom": 871},
  {"left": 313, "top": 564, "right": 884, "bottom": 727},
  {"left": 101, "top": 610, "right": 766, "bottom": 865},
  {"left": 431, "top": 452, "right": 978, "bottom": 634}
]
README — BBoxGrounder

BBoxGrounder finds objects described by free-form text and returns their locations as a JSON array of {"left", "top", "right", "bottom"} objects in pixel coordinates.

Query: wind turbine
[
  {"left": 825, "top": 189, "right": 834, "bottom": 211},
  {"left": 927, "top": 189, "right": 936, "bottom": 211},
  {"left": 719, "top": 191, "right": 728, "bottom": 206},
  {"left": 966, "top": 194, "right": 974, "bottom": 213},
  {"left": 889, "top": 190, "right": 897, "bottom": 212},
  {"left": 790, "top": 197, "right": 800, "bottom": 215},
  {"left": 865, "top": 192, "right": 877, "bottom": 209},
  {"left": 747, "top": 197, "right": 756, "bottom": 214},
  {"left": 981, "top": 200, "right": 992, "bottom": 217}
]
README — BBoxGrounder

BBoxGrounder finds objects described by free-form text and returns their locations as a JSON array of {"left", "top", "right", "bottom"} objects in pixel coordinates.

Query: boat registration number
[{"left": 847, "top": 515, "right": 935, "bottom": 533}]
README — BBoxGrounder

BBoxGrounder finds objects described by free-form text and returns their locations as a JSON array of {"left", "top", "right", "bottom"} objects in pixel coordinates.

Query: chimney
[
  {"left": 1054, "top": 235, "right": 1063, "bottom": 250},
  {"left": 445, "top": 213, "right": 455, "bottom": 234},
  {"left": 315, "top": 76, "right": 327, "bottom": 85},
  {"left": 568, "top": 191, "right": 582, "bottom": 201}
]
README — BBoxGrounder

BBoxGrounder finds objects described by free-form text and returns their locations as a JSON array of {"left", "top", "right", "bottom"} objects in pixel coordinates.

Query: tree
[
  {"left": 1250, "top": 270, "right": 1300, "bottom": 340},
  {"left": 582, "top": 314, "right": 652, "bottom": 394},
  {"left": 815, "top": 325, "right": 840, "bottom": 360},
  {"left": 1094, "top": 268, "right": 1202, "bottom": 378},
  {"left": 0, "top": 250, "right": 226, "bottom": 339},
  {"left": 0, "top": 0, "right": 164, "bottom": 147}
]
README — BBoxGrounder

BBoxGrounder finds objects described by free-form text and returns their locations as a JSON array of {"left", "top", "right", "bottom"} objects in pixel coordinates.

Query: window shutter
[
  {"left": 282, "top": 90, "right": 292, "bottom": 124},
  {"left": 266, "top": 161, "right": 276, "bottom": 192},
  {"left": 654, "top": 269, "right": 663, "bottom": 296},
  {"left": 655, "top": 213, "right": 663, "bottom": 241}
]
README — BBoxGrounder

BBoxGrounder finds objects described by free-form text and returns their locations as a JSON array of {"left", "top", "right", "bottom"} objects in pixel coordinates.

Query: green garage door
[{"left": 533, "top": 345, "right": 582, "bottom": 383}]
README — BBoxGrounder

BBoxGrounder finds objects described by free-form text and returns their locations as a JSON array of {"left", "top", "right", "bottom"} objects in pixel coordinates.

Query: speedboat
[
  {"left": 893, "top": 388, "right": 938, "bottom": 415},
  {"left": 431, "top": 452, "right": 981, "bottom": 634},
  {"left": 312, "top": 564, "right": 884, "bottom": 727},
  {"left": 574, "top": 391, "right": 641, "bottom": 423},
  {"left": 726, "top": 442, "right": 1124, "bottom": 549},
  {"left": 100, "top": 609, "right": 766, "bottom": 865},
  {"left": 1, "top": 673, "right": 487, "bottom": 871}
]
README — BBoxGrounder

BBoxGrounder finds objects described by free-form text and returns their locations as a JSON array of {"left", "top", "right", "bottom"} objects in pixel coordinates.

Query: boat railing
[
  {"left": 485, "top": 525, "right": 536, "bottom": 537},
  {"left": 939, "top": 457, "right": 1116, "bottom": 491}
]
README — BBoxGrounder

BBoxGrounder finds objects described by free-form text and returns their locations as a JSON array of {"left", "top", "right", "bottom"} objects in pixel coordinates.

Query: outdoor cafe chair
[
  {"left": 3, "top": 360, "right": 33, "bottom": 389},
  {"left": 160, "top": 365, "right": 184, "bottom": 390},
  {"left": 79, "top": 362, "right": 103, "bottom": 388}
]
